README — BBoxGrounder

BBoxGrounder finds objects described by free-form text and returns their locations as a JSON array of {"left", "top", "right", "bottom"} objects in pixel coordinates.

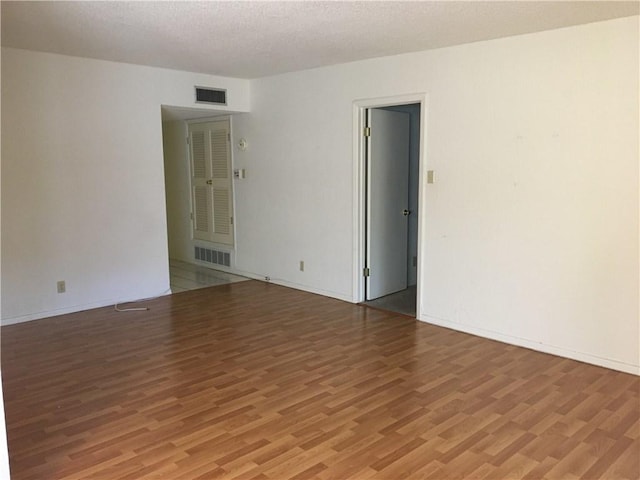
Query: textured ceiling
[{"left": 2, "top": 1, "right": 639, "bottom": 79}]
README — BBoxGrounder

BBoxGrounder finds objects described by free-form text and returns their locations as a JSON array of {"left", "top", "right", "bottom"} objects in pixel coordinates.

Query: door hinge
[
  {"left": 363, "top": 267, "right": 370, "bottom": 277},
  {"left": 363, "top": 127, "right": 371, "bottom": 137},
  {"left": 190, "top": 212, "right": 193, "bottom": 220},
  {"left": 186, "top": 136, "right": 190, "bottom": 145},
  {"left": 230, "top": 216, "right": 233, "bottom": 225}
]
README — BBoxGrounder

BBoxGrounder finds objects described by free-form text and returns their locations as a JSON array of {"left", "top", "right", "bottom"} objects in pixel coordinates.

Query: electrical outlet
[
  {"left": 57, "top": 280, "right": 66, "bottom": 293},
  {"left": 299, "top": 261, "right": 304, "bottom": 272}
]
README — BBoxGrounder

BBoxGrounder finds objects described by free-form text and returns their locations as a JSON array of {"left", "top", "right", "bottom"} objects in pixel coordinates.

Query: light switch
[{"left": 427, "top": 170, "right": 435, "bottom": 184}]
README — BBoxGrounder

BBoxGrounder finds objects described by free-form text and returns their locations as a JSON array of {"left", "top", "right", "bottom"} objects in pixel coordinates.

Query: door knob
[
  {"left": 403, "top": 209, "right": 411, "bottom": 216},
  {"left": 206, "top": 179, "right": 213, "bottom": 185}
]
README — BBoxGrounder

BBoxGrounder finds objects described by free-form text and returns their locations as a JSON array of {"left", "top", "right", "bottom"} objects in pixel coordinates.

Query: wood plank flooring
[{"left": 2, "top": 281, "right": 638, "bottom": 479}]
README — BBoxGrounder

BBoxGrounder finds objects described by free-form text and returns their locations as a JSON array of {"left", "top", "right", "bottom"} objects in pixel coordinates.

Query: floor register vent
[{"left": 195, "top": 246, "right": 231, "bottom": 267}]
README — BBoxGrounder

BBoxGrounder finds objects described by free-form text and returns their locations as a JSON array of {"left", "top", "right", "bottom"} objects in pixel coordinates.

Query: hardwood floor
[{"left": 2, "top": 281, "right": 638, "bottom": 479}]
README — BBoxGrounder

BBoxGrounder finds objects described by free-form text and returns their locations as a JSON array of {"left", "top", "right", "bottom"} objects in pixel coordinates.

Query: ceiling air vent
[{"left": 195, "top": 86, "right": 227, "bottom": 105}]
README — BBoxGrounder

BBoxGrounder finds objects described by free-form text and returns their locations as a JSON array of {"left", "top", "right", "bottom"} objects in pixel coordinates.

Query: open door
[{"left": 365, "top": 108, "right": 410, "bottom": 300}]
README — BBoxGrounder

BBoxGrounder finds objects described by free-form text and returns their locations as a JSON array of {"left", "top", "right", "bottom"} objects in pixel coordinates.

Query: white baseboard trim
[
  {"left": 229, "top": 270, "right": 353, "bottom": 304},
  {"left": 171, "top": 259, "right": 353, "bottom": 303},
  {"left": 268, "top": 279, "right": 353, "bottom": 304},
  {"left": 2, "top": 300, "right": 118, "bottom": 326},
  {"left": 1, "top": 290, "right": 173, "bottom": 326},
  {"left": 419, "top": 313, "right": 640, "bottom": 376}
]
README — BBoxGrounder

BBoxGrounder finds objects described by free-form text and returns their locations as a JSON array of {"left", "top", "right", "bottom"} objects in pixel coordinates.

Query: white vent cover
[
  {"left": 195, "top": 246, "right": 231, "bottom": 267},
  {"left": 195, "top": 86, "right": 227, "bottom": 105}
]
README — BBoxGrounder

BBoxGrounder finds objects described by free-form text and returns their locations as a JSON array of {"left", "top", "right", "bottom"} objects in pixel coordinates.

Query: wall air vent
[
  {"left": 195, "top": 246, "right": 231, "bottom": 267},
  {"left": 195, "top": 86, "right": 227, "bottom": 105}
]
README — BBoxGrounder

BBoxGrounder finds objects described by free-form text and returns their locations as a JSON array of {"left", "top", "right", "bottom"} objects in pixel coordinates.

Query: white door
[
  {"left": 366, "top": 109, "right": 410, "bottom": 300},
  {"left": 189, "top": 120, "right": 234, "bottom": 246}
]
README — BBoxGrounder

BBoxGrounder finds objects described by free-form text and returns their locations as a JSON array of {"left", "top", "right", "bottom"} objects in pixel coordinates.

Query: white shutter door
[
  {"left": 188, "top": 120, "right": 234, "bottom": 246},
  {"left": 190, "top": 127, "right": 214, "bottom": 242},
  {"left": 209, "top": 124, "right": 234, "bottom": 245}
]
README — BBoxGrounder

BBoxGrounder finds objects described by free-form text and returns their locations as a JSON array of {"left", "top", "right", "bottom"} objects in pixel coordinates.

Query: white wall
[
  {"left": 233, "top": 17, "right": 639, "bottom": 373},
  {"left": 162, "top": 119, "right": 190, "bottom": 262},
  {"left": 1, "top": 48, "right": 250, "bottom": 323}
]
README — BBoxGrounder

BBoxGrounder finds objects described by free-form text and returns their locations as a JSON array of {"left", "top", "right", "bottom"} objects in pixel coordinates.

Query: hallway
[{"left": 169, "top": 259, "right": 249, "bottom": 293}]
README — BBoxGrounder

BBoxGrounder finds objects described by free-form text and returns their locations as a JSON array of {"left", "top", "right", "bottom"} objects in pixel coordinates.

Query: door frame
[{"left": 352, "top": 93, "right": 428, "bottom": 318}]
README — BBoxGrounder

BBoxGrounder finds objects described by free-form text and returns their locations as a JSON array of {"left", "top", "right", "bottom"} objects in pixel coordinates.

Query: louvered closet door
[{"left": 189, "top": 120, "right": 234, "bottom": 246}]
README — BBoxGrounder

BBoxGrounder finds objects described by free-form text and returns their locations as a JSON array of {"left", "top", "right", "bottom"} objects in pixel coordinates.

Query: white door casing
[
  {"left": 189, "top": 119, "right": 234, "bottom": 246},
  {"left": 366, "top": 108, "right": 410, "bottom": 300}
]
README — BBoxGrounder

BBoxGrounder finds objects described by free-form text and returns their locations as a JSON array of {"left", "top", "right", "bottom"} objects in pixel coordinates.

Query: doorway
[
  {"left": 353, "top": 95, "right": 425, "bottom": 318},
  {"left": 161, "top": 107, "right": 240, "bottom": 293}
]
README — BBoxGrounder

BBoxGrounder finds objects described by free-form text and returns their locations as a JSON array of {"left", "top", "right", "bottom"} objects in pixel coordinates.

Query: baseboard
[
  {"left": 1, "top": 289, "right": 173, "bottom": 326},
  {"left": 227, "top": 269, "right": 353, "bottom": 303},
  {"left": 419, "top": 313, "right": 640, "bottom": 376},
  {"left": 2, "top": 300, "right": 118, "bottom": 326},
  {"left": 171, "top": 260, "right": 353, "bottom": 304}
]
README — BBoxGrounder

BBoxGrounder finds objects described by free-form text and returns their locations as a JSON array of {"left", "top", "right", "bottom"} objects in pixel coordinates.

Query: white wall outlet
[{"left": 57, "top": 280, "right": 66, "bottom": 293}]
